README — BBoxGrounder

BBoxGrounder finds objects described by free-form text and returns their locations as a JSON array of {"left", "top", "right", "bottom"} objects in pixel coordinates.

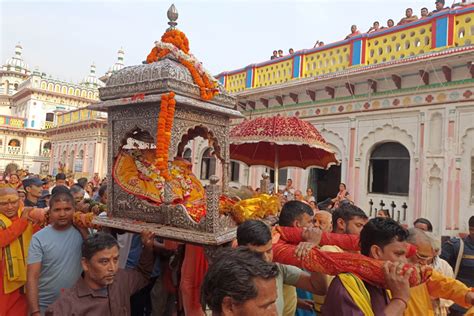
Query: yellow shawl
[
  {"left": 0, "top": 207, "right": 32, "bottom": 294},
  {"left": 339, "top": 273, "right": 374, "bottom": 316}
]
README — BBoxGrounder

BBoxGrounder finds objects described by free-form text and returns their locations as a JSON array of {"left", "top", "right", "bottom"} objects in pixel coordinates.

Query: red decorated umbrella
[{"left": 230, "top": 115, "right": 338, "bottom": 191}]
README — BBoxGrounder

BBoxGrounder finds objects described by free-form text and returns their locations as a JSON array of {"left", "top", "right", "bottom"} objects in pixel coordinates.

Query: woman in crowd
[
  {"left": 304, "top": 187, "right": 316, "bottom": 203},
  {"left": 331, "top": 183, "right": 353, "bottom": 209},
  {"left": 84, "top": 182, "right": 94, "bottom": 198},
  {"left": 376, "top": 209, "right": 391, "bottom": 218},
  {"left": 7, "top": 174, "right": 22, "bottom": 189}
]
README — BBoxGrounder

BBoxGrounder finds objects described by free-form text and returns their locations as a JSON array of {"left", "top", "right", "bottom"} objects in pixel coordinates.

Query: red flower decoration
[
  {"left": 363, "top": 102, "right": 370, "bottom": 109},
  {"left": 315, "top": 109, "right": 321, "bottom": 115},
  {"left": 425, "top": 95, "right": 434, "bottom": 103},
  {"left": 393, "top": 99, "right": 400, "bottom": 106},
  {"left": 463, "top": 90, "right": 472, "bottom": 99},
  {"left": 295, "top": 111, "right": 300, "bottom": 117},
  {"left": 338, "top": 105, "right": 344, "bottom": 112}
]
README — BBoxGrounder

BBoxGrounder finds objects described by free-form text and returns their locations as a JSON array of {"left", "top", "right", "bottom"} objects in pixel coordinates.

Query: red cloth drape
[
  {"left": 275, "top": 226, "right": 360, "bottom": 252},
  {"left": 273, "top": 226, "right": 432, "bottom": 288}
]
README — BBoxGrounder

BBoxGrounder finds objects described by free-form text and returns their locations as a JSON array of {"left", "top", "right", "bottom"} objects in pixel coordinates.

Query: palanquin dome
[
  {"left": 99, "top": 58, "right": 236, "bottom": 110},
  {"left": 98, "top": 14, "right": 236, "bottom": 109}
]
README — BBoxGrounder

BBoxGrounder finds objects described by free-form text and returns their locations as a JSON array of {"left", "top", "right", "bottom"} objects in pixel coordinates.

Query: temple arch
[{"left": 358, "top": 124, "right": 416, "bottom": 219}]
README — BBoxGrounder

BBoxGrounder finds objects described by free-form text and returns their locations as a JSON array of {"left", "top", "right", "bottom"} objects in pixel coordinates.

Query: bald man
[
  {"left": 405, "top": 228, "right": 474, "bottom": 316},
  {"left": 0, "top": 187, "right": 36, "bottom": 316},
  {"left": 314, "top": 211, "right": 332, "bottom": 232}
]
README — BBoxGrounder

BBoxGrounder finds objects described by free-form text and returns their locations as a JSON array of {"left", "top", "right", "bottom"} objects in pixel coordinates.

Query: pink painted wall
[
  {"left": 445, "top": 121, "right": 455, "bottom": 230},
  {"left": 347, "top": 128, "right": 356, "bottom": 194},
  {"left": 414, "top": 123, "right": 424, "bottom": 219},
  {"left": 454, "top": 168, "right": 460, "bottom": 230}
]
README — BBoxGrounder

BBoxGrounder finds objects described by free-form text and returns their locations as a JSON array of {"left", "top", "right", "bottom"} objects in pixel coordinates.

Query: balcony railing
[
  {"left": 7, "top": 146, "right": 21, "bottom": 155},
  {"left": 217, "top": 6, "right": 474, "bottom": 93},
  {"left": 43, "top": 121, "right": 55, "bottom": 129},
  {"left": 57, "top": 109, "right": 107, "bottom": 127},
  {"left": 368, "top": 197, "right": 408, "bottom": 223}
]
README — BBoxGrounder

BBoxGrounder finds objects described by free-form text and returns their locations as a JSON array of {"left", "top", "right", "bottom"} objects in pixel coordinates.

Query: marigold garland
[
  {"left": 146, "top": 47, "right": 170, "bottom": 64},
  {"left": 146, "top": 29, "right": 219, "bottom": 101},
  {"left": 179, "top": 58, "right": 218, "bottom": 100},
  {"left": 161, "top": 29, "right": 189, "bottom": 54},
  {"left": 155, "top": 92, "right": 176, "bottom": 180}
]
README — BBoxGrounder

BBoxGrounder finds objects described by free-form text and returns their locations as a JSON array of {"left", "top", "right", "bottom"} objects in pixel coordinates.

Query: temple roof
[
  {"left": 2, "top": 44, "right": 29, "bottom": 74},
  {"left": 81, "top": 64, "right": 106, "bottom": 88}
]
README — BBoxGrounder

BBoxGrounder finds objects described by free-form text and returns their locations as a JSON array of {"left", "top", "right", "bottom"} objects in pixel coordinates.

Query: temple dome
[
  {"left": 81, "top": 64, "right": 105, "bottom": 88},
  {"left": 107, "top": 48, "right": 125, "bottom": 75},
  {"left": 3, "top": 44, "right": 29, "bottom": 74}
]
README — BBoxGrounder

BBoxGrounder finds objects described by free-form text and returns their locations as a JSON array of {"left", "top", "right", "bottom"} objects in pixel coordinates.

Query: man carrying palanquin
[
  {"left": 404, "top": 228, "right": 474, "bottom": 316},
  {"left": 321, "top": 218, "right": 414, "bottom": 315},
  {"left": 0, "top": 186, "right": 38, "bottom": 316}
]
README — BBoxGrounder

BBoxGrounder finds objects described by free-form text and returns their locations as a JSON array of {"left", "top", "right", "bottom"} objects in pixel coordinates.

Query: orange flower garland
[
  {"left": 155, "top": 92, "right": 176, "bottom": 181},
  {"left": 161, "top": 29, "right": 189, "bottom": 54},
  {"left": 146, "top": 47, "right": 170, "bottom": 64},
  {"left": 179, "top": 58, "right": 218, "bottom": 100},
  {"left": 146, "top": 29, "right": 219, "bottom": 101}
]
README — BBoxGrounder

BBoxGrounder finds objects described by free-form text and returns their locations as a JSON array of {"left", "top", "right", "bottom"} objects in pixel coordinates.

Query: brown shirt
[
  {"left": 45, "top": 248, "right": 154, "bottom": 316},
  {"left": 321, "top": 275, "right": 390, "bottom": 316}
]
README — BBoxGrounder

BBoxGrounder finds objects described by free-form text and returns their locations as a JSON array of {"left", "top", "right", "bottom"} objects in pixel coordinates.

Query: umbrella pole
[{"left": 274, "top": 147, "right": 279, "bottom": 194}]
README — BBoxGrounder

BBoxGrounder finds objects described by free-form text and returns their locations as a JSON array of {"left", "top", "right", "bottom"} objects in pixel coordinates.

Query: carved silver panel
[{"left": 104, "top": 92, "right": 238, "bottom": 245}]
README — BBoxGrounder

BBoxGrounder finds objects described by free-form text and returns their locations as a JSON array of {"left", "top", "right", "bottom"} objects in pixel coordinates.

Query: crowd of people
[
  {"left": 203, "top": 198, "right": 474, "bottom": 316},
  {"left": 345, "top": 0, "right": 472, "bottom": 39},
  {"left": 1, "top": 166, "right": 474, "bottom": 316},
  {"left": 2, "top": 170, "right": 106, "bottom": 207},
  {"left": 270, "top": 49, "right": 295, "bottom": 60},
  {"left": 276, "top": 178, "right": 353, "bottom": 213},
  {"left": 269, "top": 0, "right": 474, "bottom": 61}
]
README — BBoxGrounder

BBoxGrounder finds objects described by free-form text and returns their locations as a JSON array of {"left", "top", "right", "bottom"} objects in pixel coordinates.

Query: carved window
[
  {"left": 45, "top": 112, "right": 54, "bottom": 122},
  {"left": 43, "top": 142, "right": 51, "bottom": 150},
  {"left": 368, "top": 142, "right": 409, "bottom": 196},
  {"left": 8, "top": 139, "right": 20, "bottom": 147},
  {"left": 230, "top": 161, "right": 240, "bottom": 182},
  {"left": 183, "top": 148, "right": 192, "bottom": 162},
  {"left": 200, "top": 148, "right": 216, "bottom": 180}
]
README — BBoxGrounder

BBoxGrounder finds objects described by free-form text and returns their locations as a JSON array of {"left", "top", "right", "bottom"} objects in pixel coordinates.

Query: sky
[{"left": 1, "top": 0, "right": 439, "bottom": 83}]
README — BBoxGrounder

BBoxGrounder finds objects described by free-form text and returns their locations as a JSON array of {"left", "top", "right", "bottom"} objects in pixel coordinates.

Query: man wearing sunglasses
[{"left": 404, "top": 228, "right": 474, "bottom": 316}]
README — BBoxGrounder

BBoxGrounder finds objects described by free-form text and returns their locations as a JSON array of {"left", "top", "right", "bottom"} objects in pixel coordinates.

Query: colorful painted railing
[
  {"left": 57, "top": 109, "right": 106, "bottom": 127},
  {"left": 0, "top": 115, "right": 26, "bottom": 128},
  {"left": 217, "top": 6, "right": 474, "bottom": 93},
  {"left": 43, "top": 121, "right": 55, "bottom": 129}
]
